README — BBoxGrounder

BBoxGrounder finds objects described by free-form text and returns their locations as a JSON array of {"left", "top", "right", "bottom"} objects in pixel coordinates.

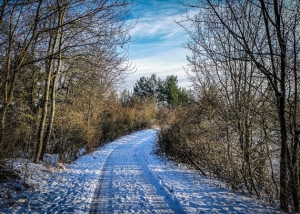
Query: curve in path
[{"left": 90, "top": 130, "right": 184, "bottom": 214}]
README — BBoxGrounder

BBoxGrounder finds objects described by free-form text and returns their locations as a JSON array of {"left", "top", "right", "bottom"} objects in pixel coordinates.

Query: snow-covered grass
[{"left": 0, "top": 129, "right": 279, "bottom": 213}]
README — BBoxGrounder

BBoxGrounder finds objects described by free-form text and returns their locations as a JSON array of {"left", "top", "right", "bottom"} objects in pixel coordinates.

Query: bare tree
[
  {"left": 180, "top": 0, "right": 300, "bottom": 211},
  {"left": 0, "top": 0, "right": 43, "bottom": 155}
]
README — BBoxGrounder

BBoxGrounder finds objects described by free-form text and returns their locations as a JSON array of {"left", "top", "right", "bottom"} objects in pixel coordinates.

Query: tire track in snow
[
  {"left": 89, "top": 130, "right": 184, "bottom": 213},
  {"left": 136, "top": 140, "right": 185, "bottom": 214},
  {"left": 89, "top": 148, "right": 117, "bottom": 213}
]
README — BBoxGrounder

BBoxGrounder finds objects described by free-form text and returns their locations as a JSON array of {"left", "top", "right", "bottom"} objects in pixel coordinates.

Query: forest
[{"left": 1, "top": 0, "right": 300, "bottom": 213}]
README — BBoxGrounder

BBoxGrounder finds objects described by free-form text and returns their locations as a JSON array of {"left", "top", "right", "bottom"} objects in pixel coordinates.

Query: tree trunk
[
  {"left": 34, "top": 1, "right": 65, "bottom": 163},
  {"left": 279, "top": 93, "right": 289, "bottom": 212},
  {"left": 42, "top": 73, "right": 59, "bottom": 157},
  {"left": 42, "top": 3, "right": 66, "bottom": 157},
  {"left": 34, "top": 36, "right": 60, "bottom": 163},
  {"left": 291, "top": 132, "right": 299, "bottom": 212},
  {"left": 34, "top": 69, "right": 52, "bottom": 163}
]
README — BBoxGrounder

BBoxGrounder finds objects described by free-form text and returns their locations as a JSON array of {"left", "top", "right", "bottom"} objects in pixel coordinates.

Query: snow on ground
[{"left": 0, "top": 129, "right": 279, "bottom": 213}]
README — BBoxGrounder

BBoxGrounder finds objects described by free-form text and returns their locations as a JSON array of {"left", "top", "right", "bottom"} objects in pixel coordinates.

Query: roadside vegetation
[{"left": 157, "top": 0, "right": 300, "bottom": 212}]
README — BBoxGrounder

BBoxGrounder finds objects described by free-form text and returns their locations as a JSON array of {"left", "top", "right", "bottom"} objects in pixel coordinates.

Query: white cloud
[
  {"left": 125, "top": 46, "right": 191, "bottom": 89},
  {"left": 124, "top": 0, "right": 198, "bottom": 90},
  {"left": 129, "top": 15, "right": 185, "bottom": 38}
]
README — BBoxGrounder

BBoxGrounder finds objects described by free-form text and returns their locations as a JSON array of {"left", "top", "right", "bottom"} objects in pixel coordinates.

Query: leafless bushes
[
  {"left": 158, "top": 93, "right": 281, "bottom": 204},
  {"left": 100, "top": 95, "right": 157, "bottom": 144}
]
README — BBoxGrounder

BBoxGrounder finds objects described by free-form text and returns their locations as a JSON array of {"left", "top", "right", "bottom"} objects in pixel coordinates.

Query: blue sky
[{"left": 124, "top": 0, "right": 192, "bottom": 90}]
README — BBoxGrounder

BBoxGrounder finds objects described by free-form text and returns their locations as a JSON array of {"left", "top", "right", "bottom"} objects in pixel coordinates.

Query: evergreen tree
[
  {"left": 134, "top": 74, "right": 193, "bottom": 108},
  {"left": 133, "top": 74, "right": 158, "bottom": 99}
]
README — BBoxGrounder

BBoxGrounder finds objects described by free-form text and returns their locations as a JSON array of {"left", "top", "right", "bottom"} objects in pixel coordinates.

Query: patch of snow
[
  {"left": 42, "top": 154, "right": 59, "bottom": 167},
  {"left": 76, "top": 147, "right": 86, "bottom": 158}
]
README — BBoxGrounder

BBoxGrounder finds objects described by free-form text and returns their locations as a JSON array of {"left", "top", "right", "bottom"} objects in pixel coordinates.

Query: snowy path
[
  {"left": 1, "top": 129, "right": 279, "bottom": 213},
  {"left": 87, "top": 129, "right": 278, "bottom": 213},
  {"left": 90, "top": 131, "right": 184, "bottom": 213}
]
